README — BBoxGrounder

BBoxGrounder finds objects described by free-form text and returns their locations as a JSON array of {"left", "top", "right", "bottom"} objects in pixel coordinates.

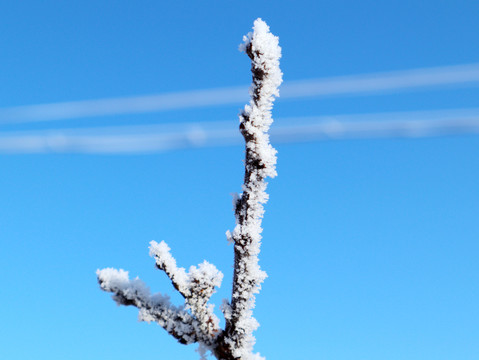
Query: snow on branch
[
  {"left": 221, "top": 18, "right": 282, "bottom": 360},
  {"left": 150, "top": 240, "right": 223, "bottom": 340},
  {"left": 96, "top": 18, "right": 281, "bottom": 360},
  {"left": 97, "top": 268, "right": 201, "bottom": 345}
]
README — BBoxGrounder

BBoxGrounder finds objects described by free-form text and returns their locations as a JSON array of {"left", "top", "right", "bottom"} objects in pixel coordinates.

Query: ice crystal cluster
[{"left": 97, "top": 18, "right": 282, "bottom": 360}]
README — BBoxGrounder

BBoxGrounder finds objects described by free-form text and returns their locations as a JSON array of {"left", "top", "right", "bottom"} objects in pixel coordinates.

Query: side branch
[
  {"left": 149, "top": 241, "right": 223, "bottom": 341},
  {"left": 96, "top": 268, "right": 200, "bottom": 345}
]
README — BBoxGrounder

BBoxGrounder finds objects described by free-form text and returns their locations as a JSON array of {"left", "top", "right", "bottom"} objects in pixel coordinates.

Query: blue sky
[{"left": 1, "top": 1, "right": 478, "bottom": 359}]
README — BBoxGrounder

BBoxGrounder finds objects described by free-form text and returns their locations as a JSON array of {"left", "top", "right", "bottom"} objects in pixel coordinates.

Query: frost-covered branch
[
  {"left": 97, "top": 268, "right": 201, "bottom": 344},
  {"left": 97, "top": 242, "right": 223, "bottom": 348},
  {"left": 221, "top": 18, "right": 283, "bottom": 360},
  {"left": 96, "top": 18, "right": 281, "bottom": 360},
  {"left": 150, "top": 240, "right": 223, "bottom": 340}
]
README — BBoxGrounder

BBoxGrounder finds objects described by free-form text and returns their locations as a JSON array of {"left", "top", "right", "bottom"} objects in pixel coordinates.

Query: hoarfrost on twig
[{"left": 96, "top": 18, "right": 281, "bottom": 360}]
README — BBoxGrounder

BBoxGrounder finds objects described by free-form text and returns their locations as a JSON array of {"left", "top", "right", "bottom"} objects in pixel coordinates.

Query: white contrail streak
[
  {"left": 1, "top": 63, "right": 479, "bottom": 124},
  {"left": 0, "top": 109, "right": 478, "bottom": 153},
  {"left": 281, "top": 63, "right": 479, "bottom": 98}
]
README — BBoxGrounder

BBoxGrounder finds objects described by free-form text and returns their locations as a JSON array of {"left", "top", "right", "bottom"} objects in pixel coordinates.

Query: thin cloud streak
[
  {"left": 281, "top": 63, "right": 479, "bottom": 98},
  {"left": 1, "top": 109, "right": 478, "bottom": 153},
  {"left": 0, "top": 87, "right": 248, "bottom": 124},
  {"left": 1, "top": 63, "right": 479, "bottom": 124}
]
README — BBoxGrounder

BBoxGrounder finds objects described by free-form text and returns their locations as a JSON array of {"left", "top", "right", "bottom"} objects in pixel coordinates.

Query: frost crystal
[{"left": 97, "top": 18, "right": 281, "bottom": 360}]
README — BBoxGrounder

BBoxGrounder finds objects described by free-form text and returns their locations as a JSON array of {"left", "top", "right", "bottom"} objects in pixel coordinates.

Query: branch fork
[{"left": 97, "top": 18, "right": 282, "bottom": 360}]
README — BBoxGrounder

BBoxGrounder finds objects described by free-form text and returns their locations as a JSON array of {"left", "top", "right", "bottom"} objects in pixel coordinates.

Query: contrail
[
  {"left": 281, "top": 63, "right": 479, "bottom": 98},
  {"left": 1, "top": 63, "right": 479, "bottom": 124},
  {"left": 0, "top": 109, "right": 478, "bottom": 153}
]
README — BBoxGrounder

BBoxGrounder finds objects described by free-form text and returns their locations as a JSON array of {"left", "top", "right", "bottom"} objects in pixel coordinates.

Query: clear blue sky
[{"left": 1, "top": 1, "right": 478, "bottom": 359}]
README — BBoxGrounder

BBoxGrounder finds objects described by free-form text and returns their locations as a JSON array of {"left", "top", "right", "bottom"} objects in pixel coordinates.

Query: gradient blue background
[{"left": 1, "top": 1, "right": 478, "bottom": 359}]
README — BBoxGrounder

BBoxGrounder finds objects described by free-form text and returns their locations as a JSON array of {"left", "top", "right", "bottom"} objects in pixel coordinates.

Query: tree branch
[
  {"left": 96, "top": 18, "right": 281, "bottom": 360},
  {"left": 96, "top": 268, "right": 201, "bottom": 345},
  {"left": 222, "top": 18, "right": 283, "bottom": 360},
  {"left": 149, "top": 240, "right": 223, "bottom": 340}
]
